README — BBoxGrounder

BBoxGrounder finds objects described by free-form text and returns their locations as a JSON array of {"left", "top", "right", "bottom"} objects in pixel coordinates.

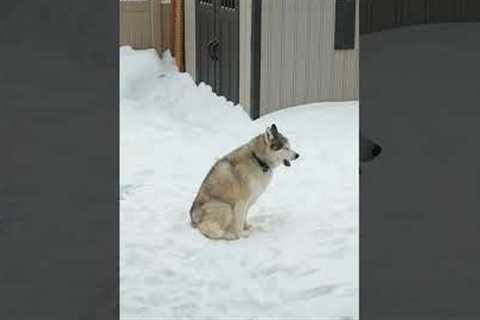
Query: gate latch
[{"left": 207, "top": 39, "right": 220, "bottom": 61}]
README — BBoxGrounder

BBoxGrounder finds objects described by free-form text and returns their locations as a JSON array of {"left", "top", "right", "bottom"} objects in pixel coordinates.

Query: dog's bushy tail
[{"left": 189, "top": 202, "right": 200, "bottom": 228}]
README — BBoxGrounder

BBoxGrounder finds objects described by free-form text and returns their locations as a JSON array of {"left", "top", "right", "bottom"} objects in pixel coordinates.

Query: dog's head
[{"left": 262, "top": 124, "right": 300, "bottom": 167}]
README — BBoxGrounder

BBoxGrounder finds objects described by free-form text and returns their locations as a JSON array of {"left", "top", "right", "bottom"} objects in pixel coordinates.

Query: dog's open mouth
[{"left": 283, "top": 159, "right": 291, "bottom": 167}]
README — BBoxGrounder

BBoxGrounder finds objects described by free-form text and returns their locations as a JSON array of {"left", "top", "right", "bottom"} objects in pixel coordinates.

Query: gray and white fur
[{"left": 189, "top": 124, "right": 299, "bottom": 240}]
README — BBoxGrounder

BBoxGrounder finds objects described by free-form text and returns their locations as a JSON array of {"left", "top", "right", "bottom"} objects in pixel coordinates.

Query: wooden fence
[{"left": 120, "top": 0, "right": 171, "bottom": 53}]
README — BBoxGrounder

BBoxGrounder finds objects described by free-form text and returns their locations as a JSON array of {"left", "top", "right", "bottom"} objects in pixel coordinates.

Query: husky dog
[
  {"left": 360, "top": 134, "right": 382, "bottom": 162},
  {"left": 189, "top": 124, "right": 300, "bottom": 240}
]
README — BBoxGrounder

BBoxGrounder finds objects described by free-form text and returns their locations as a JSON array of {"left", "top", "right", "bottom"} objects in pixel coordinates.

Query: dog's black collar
[{"left": 252, "top": 152, "right": 270, "bottom": 173}]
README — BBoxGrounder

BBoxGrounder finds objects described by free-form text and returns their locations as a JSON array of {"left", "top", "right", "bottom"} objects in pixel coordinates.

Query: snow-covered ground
[{"left": 120, "top": 47, "right": 358, "bottom": 320}]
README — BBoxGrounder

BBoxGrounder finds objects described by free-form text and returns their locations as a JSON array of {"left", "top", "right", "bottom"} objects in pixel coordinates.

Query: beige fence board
[
  {"left": 120, "top": 0, "right": 171, "bottom": 53},
  {"left": 151, "top": 0, "right": 171, "bottom": 53},
  {"left": 184, "top": 0, "right": 196, "bottom": 79},
  {"left": 239, "top": 0, "right": 252, "bottom": 113}
]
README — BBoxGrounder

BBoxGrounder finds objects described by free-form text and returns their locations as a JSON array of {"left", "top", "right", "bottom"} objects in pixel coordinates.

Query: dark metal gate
[{"left": 195, "top": 0, "right": 239, "bottom": 104}]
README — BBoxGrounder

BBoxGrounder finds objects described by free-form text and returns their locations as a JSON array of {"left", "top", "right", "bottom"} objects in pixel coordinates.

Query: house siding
[
  {"left": 184, "top": 0, "right": 196, "bottom": 79},
  {"left": 260, "top": 0, "right": 359, "bottom": 115},
  {"left": 239, "top": 0, "right": 252, "bottom": 114}
]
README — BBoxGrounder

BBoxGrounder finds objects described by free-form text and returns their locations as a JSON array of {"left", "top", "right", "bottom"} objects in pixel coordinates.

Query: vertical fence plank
[
  {"left": 184, "top": 0, "right": 196, "bottom": 79},
  {"left": 174, "top": 0, "right": 185, "bottom": 71},
  {"left": 151, "top": 0, "right": 163, "bottom": 52},
  {"left": 120, "top": 0, "right": 172, "bottom": 54}
]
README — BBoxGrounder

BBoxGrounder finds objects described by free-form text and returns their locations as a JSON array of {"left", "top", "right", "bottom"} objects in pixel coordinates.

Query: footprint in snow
[
  {"left": 120, "top": 183, "right": 149, "bottom": 200},
  {"left": 251, "top": 265, "right": 296, "bottom": 279},
  {"left": 137, "top": 169, "right": 155, "bottom": 178},
  {"left": 250, "top": 213, "right": 287, "bottom": 232},
  {"left": 297, "top": 268, "right": 320, "bottom": 277},
  {"left": 291, "top": 284, "right": 341, "bottom": 301},
  {"left": 325, "top": 246, "right": 349, "bottom": 259},
  {"left": 171, "top": 302, "right": 198, "bottom": 316},
  {"left": 119, "top": 184, "right": 136, "bottom": 200}
]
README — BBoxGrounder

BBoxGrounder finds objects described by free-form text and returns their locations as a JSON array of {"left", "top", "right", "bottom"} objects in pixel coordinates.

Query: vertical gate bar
[{"left": 250, "top": 0, "right": 262, "bottom": 119}]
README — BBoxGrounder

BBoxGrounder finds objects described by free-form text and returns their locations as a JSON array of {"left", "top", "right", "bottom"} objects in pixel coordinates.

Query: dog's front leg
[
  {"left": 229, "top": 201, "right": 249, "bottom": 239},
  {"left": 239, "top": 206, "right": 253, "bottom": 238},
  {"left": 243, "top": 210, "right": 253, "bottom": 232},
  {"left": 244, "top": 222, "right": 253, "bottom": 231},
  {"left": 243, "top": 201, "right": 256, "bottom": 232}
]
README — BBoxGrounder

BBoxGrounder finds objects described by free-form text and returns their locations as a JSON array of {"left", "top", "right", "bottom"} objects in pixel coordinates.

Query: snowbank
[{"left": 120, "top": 47, "right": 358, "bottom": 319}]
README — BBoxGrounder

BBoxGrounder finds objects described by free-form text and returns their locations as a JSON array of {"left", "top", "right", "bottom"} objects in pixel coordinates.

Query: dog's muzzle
[{"left": 284, "top": 153, "right": 300, "bottom": 166}]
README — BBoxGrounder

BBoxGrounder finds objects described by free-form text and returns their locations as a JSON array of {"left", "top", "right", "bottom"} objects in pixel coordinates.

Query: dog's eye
[{"left": 271, "top": 142, "right": 283, "bottom": 151}]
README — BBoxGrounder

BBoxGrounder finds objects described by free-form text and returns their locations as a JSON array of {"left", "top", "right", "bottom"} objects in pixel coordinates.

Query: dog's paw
[
  {"left": 241, "top": 229, "right": 253, "bottom": 238},
  {"left": 224, "top": 232, "right": 240, "bottom": 241},
  {"left": 243, "top": 223, "right": 254, "bottom": 231}
]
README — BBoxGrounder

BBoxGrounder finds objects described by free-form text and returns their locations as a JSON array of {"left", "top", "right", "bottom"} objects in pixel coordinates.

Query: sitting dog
[{"left": 190, "top": 124, "right": 299, "bottom": 240}]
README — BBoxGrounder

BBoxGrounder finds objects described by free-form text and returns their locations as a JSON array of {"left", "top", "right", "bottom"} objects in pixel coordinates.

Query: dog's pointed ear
[
  {"left": 270, "top": 124, "right": 278, "bottom": 134},
  {"left": 264, "top": 126, "right": 274, "bottom": 143}
]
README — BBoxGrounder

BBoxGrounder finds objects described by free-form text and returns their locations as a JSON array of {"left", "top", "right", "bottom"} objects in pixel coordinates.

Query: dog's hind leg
[
  {"left": 197, "top": 201, "right": 234, "bottom": 240},
  {"left": 197, "top": 220, "right": 227, "bottom": 239}
]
